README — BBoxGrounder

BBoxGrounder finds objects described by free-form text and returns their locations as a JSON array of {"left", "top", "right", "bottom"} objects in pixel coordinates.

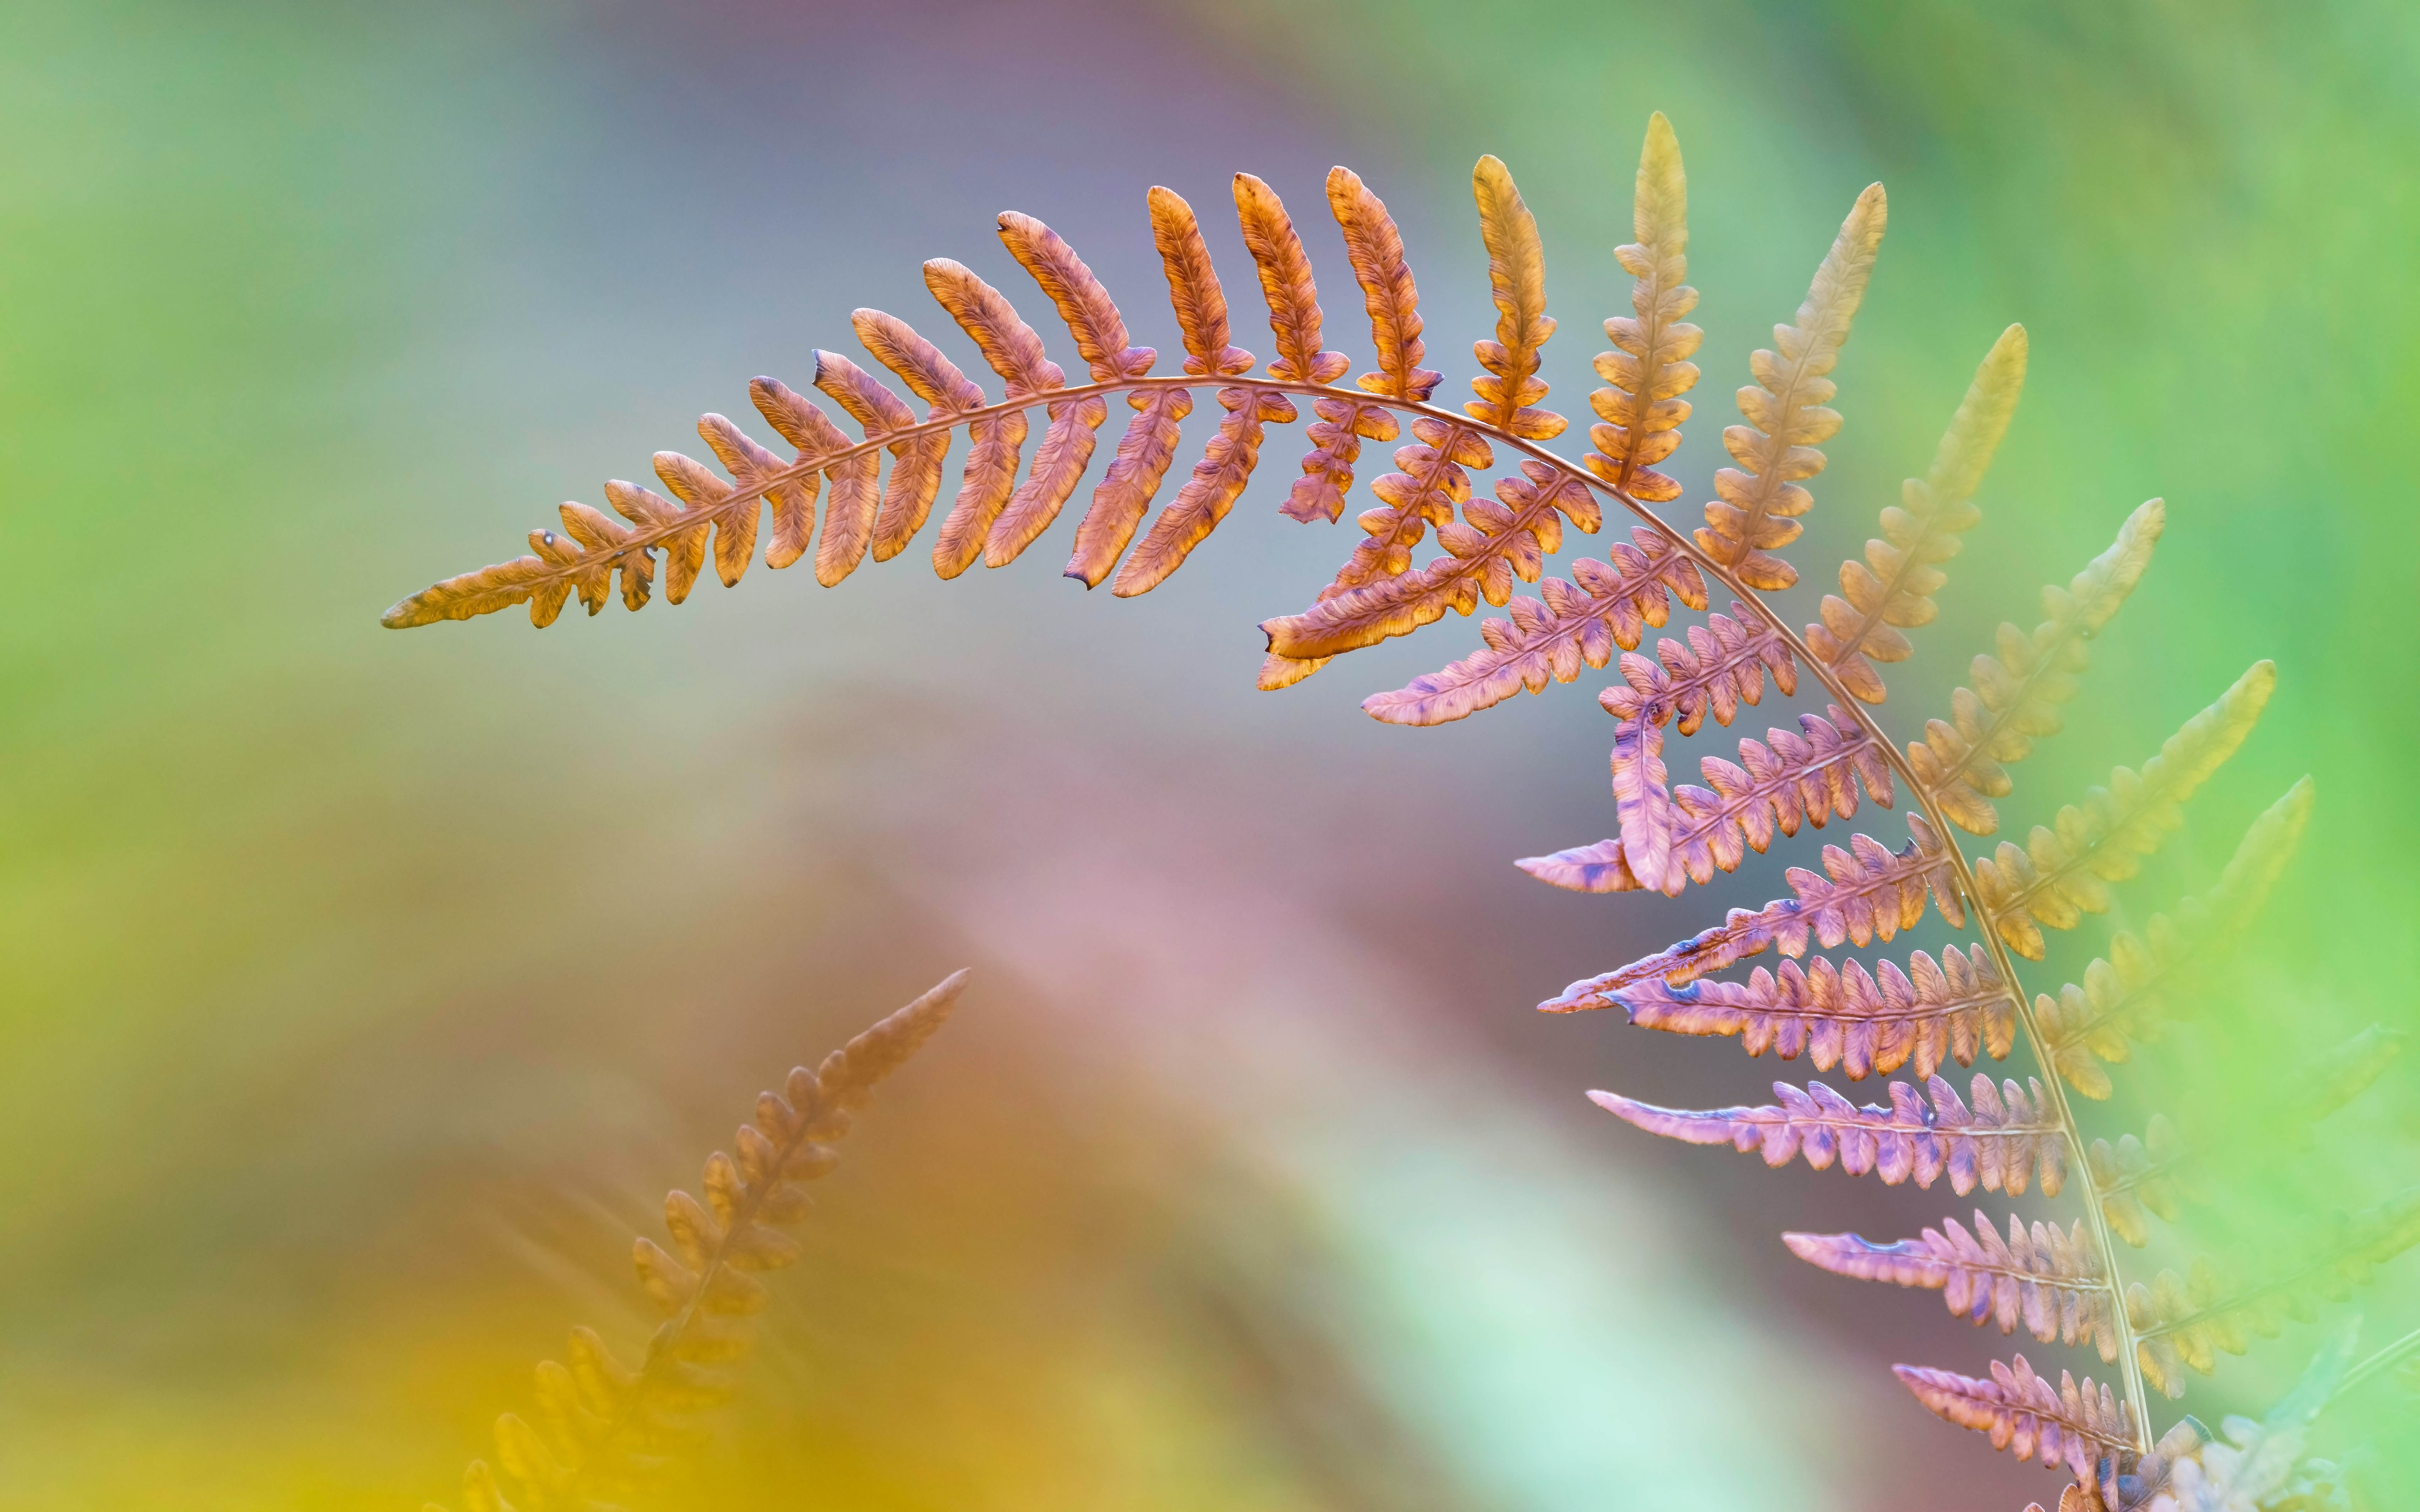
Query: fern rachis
[{"left": 386, "top": 112, "right": 2414, "bottom": 1508}]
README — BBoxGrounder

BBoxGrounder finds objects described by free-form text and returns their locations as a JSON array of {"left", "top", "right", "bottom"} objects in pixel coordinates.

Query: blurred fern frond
[{"left": 427, "top": 971, "right": 966, "bottom": 1512}]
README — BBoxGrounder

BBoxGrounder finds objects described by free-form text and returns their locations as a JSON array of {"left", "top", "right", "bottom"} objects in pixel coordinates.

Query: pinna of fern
[
  {"left": 427, "top": 970, "right": 965, "bottom": 1512},
  {"left": 383, "top": 110, "right": 2416, "bottom": 1508}
]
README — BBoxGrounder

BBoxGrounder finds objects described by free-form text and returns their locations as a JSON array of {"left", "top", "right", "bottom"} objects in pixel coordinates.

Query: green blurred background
[{"left": 2, "top": 1, "right": 2413, "bottom": 1506}]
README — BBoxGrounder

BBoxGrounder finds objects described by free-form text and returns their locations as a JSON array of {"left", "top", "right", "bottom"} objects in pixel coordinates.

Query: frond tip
[{"left": 435, "top": 970, "right": 969, "bottom": 1512}]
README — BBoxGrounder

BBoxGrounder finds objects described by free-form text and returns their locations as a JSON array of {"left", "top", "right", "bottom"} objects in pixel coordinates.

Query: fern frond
[
  {"left": 1468, "top": 155, "right": 1564, "bottom": 441},
  {"left": 733, "top": 379, "right": 863, "bottom": 585},
  {"left": 1539, "top": 814, "right": 1963, "bottom": 1008},
  {"left": 1233, "top": 172, "right": 1347, "bottom": 389},
  {"left": 440, "top": 971, "right": 967, "bottom": 1512},
  {"left": 1897, "top": 1354, "right": 2136, "bottom": 1482},
  {"left": 1116, "top": 383, "right": 1294, "bottom": 598},
  {"left": 2022, "top": 1429, "right": 2212, "bottom": 1512},
  {"left": 2128, "top": 1188, "right": 2420, "bottom": 1398},
  {"left": 1259, "top": 458, "right": 1602, "bottom": 660},
  {"left": 1592, "top": 1070, "right": 2064, "bottom": 1195},
  {"left": 1587, "top": 944, "right": 2012, "bottom": 1077},
  {"left": 1973, "top": 662, "right": 2276, "bottom": 960},
  {"left": 1238, "top": 165, "right": 1460, "bottom": 680},
  {"left": 1586, "top": 110, "right": 1698, "bottom": 503},
  {"left": 851, "top": 307, "right": 992, "bottom": 560},
  {"left": 1521, "top": 705, "right": 1894, "bottom": 897},
  {"left": 1261, "top": 158, "right": 1582, "bottom": 669},
  {"left": 1361, "top": 530, "right": 1707, "bottom": 726},
  {"left": 2034, "top": 779, "right": 2313, "bottom": 1099},
  {"left": 1792, "top": 1210, "right": 2119, "bottom": 1360},
  {"left": 921, "top": 258, "right": 1064, "bottom": 579},
  {"left": 981, "top": 214, "right": 1155, "bottom": 567},
  {"left": 1805, "top": 324, "right": 2027, "bottom": 704},
  {"left": 1282, "top": 167, "right": 1432, "bottom": 529},
  {"left": 1600, "top": 608, "right": 1798, "bottom": 736},
  {"left": 1107, "top": 177, "right": 1337, "bottom": 599},
  {"left": 1327, "top": 166, "right": 1439, "bottom": 407},
  {"left": 2100, "top": 1419, "right": 2214, "bottom": 1512},
  {"left": 1693, "top": 182, "right": 1886, "bottom": 590},
  {"left": 1608, "top": 714, "right": 1682, "bottom": 894},
  {"left": 1909, "top": 499, "right": 2165, "bottom": 834},
  {"left": 2090, "top": 1117, "right": 2206, "bottom": 1248},
  {"left": 1063, "top": 187, "right": 1243, "bottom": 588},
  {"left": 807, "top": 349, "right": 923, "bottom": 567}
]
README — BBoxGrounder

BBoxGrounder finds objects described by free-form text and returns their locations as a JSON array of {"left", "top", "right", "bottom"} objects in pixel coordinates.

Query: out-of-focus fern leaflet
[
  {"left": 1972, "top": 662, "right": 2275, "bottom": 960},
  {"left": 2033, "top": 779, "right": 2313, "bottom": 1099},
  {"left": 1909, "top": 499, "right": 2164, "bottom": 835},
  {"left": 1805, "top": 324, "right": 2026, "bottom": 704},
  {"left": 1692, "top": 183, "right": 1886, "bottom": 590}
]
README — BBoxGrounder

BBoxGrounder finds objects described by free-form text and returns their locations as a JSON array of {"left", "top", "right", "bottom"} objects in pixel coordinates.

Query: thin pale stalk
[{"left": 2327, "top": 1324, "right": 2420, "bottom": 1410}]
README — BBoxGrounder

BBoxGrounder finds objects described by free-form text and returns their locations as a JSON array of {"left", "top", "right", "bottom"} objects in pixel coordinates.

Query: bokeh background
[{"left": 3, "top": 1, "right": 2416, "bottom": 1507}]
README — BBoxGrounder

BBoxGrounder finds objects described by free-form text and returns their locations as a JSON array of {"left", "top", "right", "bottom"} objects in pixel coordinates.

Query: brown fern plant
[
  {"left": 385, "top": 116, "right": 2418, "bottom": 1507},
  {"left": 428, "top": 970, "right": 966, "bottom": 1512}
]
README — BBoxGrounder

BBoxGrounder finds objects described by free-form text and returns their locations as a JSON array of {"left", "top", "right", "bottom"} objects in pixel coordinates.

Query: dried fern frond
[
  {"left": 1520, "top": 702, "right": 1891, "bottom": 897},
  {"left": 1259, "top": 457, "right": 1601, "bottom": 661},
  {"left": 1363, "top": 531, "right": 1706, "bottom": 725},
  {"left": 1540, "top": 813, "right": 1962, "bottom": 1007},
  {"left": 1592, "top": 1070, "right": 2063, "bottom": 1194},
  {"left": 1258, "top": 158, "right": 1587, "bottom": 672},
  {"left": 1792, "top": 1210, "right": 2120, "bottom": 1359},
  {"left": 1973, "top": 662, "right": 2275, "bottom": 959},
  {"left": 1280, "top": 166, "right": 1426, "bottom": 527},
  {"left": 385, "top": 114, "right": 2407, "bottom": 1488},
  {"left": 432, "top": 971, "right": 967, "bottom": 1512},
  {"left": 1587, "top": 944, "right": 2013, "bottom": 1078},
  {"left": 1600, "top": 607, "right": 1798, "bottom": 736},
  {"left": 2034, "top": 780, "right": 2314, "bottom": 1100},
  {"left": 2128, "top": 1189, "right": 2420, "bottom": 1399},
  {"left": 1909, "top": 499, "right": 2165, "bottom": 835},
  {"left": 1586, "top": 110, "right": 1697, "bottom": 503},
  {"left": 1896, "top": 1353, "right": 2136, "bottom": 1482},
  {"left": 1804, "top": 323, "right": 2026, "bottom": 705},
  {"left": 1693, "top": 182, "right": 1886, "bottom": 590}
]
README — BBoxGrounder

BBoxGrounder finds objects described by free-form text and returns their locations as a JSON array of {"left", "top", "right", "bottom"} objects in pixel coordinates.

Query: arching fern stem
[{"left": 402, "top": 374, "right": 2160, "bottom": 1448}]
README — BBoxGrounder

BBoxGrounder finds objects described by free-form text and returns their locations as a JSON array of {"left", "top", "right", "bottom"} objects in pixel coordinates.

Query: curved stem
[
  {"left": 2328, "top": 1324, "right": 2420, "bottom": 1411},
  {"left": 455, "top": 374, "right": 2159, "bottom": 1449},
  {"left": 1582, "top": 482, "right": 2154, "bottom": 1449}
]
